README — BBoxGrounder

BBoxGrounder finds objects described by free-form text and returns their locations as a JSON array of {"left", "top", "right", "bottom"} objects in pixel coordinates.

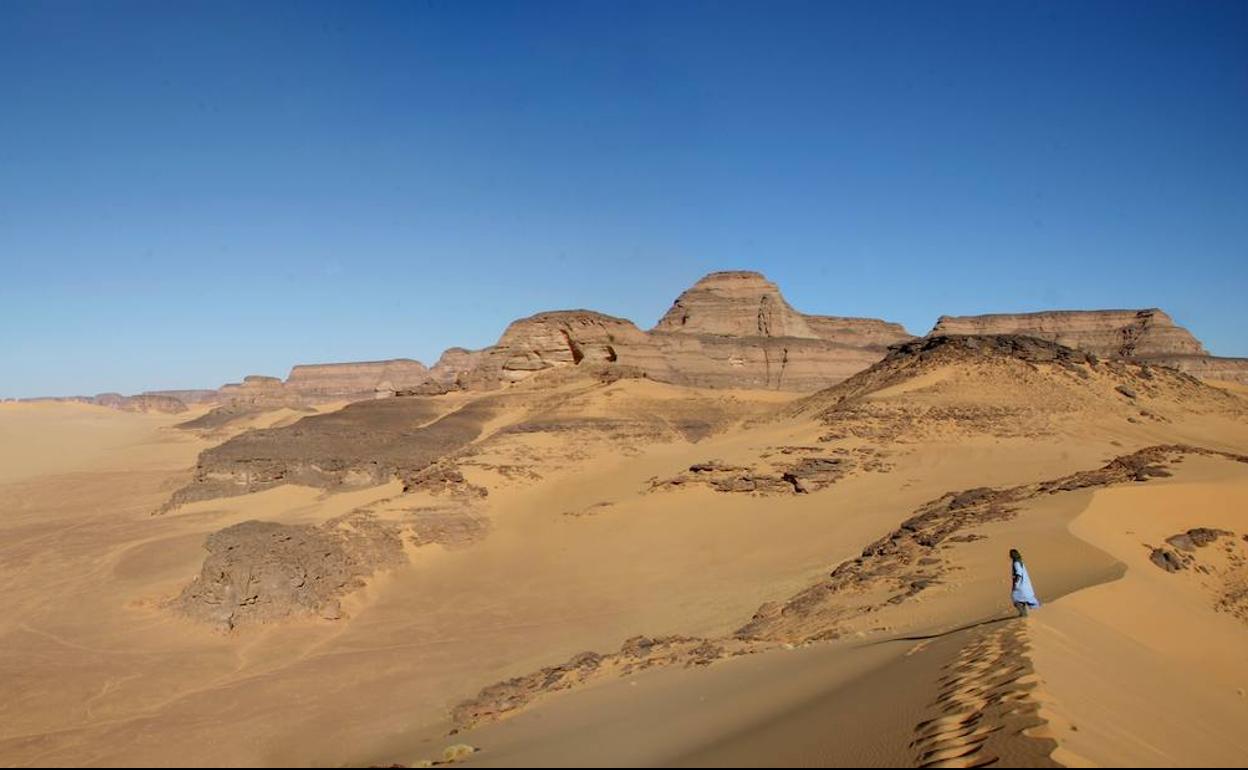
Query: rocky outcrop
[
  {"left": 930, "top": 309, "right": 1206, "bottom": 358},
  {"left": 784, "top": 335, "right": 1247, "bottom": 445},
  {"left": 427, "top": 347, "right": 485, "bottom": 386},
  {"left": 1146, "top": 355, "right": 1248, "bottom": 386},
  {"left": 141, "top": 389, "right": 220, "bottom": 404},
  {"left": 285, "top": 359, "right": 429, "bottom": 399},
  {"left": 164, "top": 395, "right": 493, "bottom": 508},
  {"left": 458, "top": 272, "right": 912, "bottom": 392},
  {"left": 18, "top": 392, "right": 189, "bottom": 413},
  {"left": 216, "top": 375, "right": 295, "bottom": 406},
  {"left": 170, "top": 515, "right": 404, "bottom": 630},
  {"left": 928, "top": 309, "right": 1248, "bottom": 384},
  {"left": 655, "top": 271, "right": 826, "bottom": 338},
  {"left": 115, "top": 394, "right": 188, "bottom": 414},
  {"left": 647, "top": 333, "right": 893, "bottom": 390},
  {"left": 462, "top": 311, "right": 674, "bottom": 388}
]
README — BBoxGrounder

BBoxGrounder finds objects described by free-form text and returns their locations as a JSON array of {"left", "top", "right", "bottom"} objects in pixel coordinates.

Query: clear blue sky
[{"left": 3, "top": 0, "right": 1246, "bottom": 398}]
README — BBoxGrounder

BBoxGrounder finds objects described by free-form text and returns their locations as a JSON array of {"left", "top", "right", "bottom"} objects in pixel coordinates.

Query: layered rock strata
[{"left": 929, "top": 309, "right": 1248, "bottom": 384}]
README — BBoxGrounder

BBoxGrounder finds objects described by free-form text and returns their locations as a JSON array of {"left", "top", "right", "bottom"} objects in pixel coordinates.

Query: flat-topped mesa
[
  {"left": 285, "top": 358, "right": 429, "bottom": 399},
  {"left": 654, "top": 271, "right": 821, "bottom": 338},
  {"left": 804, "top": 315, "right": 915, "bottom": 348},
  {"left": 114, "top": 394, "right": 189, "bottom": 414},
  {"left": 216, "top": 375, "right": 305, "bottom": 409},
  {"left": 930, "top": 309, "right": 1207, "bottom": 359},
  {"left": 17, "top": 392, "right": 189, "bottom": 413},
  {"left": 141, "top": 389, "right": 219, "bottom": 405}
]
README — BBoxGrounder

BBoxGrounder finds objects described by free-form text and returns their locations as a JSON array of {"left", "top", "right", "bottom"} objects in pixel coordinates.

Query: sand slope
[{"left": 3, "top": 338, "right": 1248, "bottom": 767}]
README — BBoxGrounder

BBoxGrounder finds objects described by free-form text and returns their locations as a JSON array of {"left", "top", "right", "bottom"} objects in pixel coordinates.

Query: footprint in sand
[{"left": 909, "top": 622, "right": 1057, "bottom": 768}]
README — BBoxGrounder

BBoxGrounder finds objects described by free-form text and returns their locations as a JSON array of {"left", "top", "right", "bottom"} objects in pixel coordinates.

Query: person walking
[{"left": 1010, "top": 548, "right": 1040, "bottom": 617}]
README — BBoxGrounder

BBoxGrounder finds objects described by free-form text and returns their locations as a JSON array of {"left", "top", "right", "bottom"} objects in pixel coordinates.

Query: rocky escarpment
[
  {"left": 655, "top": 270, "right": 828, "bottom": 338},
  {"left": 459, "top": 272, "right": 913, "bottom": 392},
  {"left": 929, "top": 309, "right": 1248, "bottom": 384},
  {"left": 930, "top": 309, "right": 1206, "bottom": 358},
  {"left": 285, "top": 358, "right": 429, "bottom": 399},
  {"left": 141, "top": 389, "right": 219, "bottom": 404},
  {"left": 1147, "top": 354, "right": 1248, "bottom": 386},
  {"left": 215, "top": 375, "right": 302, "bottom": 407},
  {"left": 427, "top": 347, "right": 486, "bottom": 386},
  {"left": 461, "top": 311, "right": 673, "bottom": 389},
  {"left": 114, "top": 394, "right": 188, "bottom": 413},
  {"left": 650, "top": 271, "right": 913, "bottom": 390},
  {"left": 19, "top": 392, "right": 189, "bottom": 413}
]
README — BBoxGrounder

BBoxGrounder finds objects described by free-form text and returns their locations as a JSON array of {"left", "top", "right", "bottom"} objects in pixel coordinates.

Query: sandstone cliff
[
  {"left": 428, "top": 347, "right": 487, "bottom": 385},
  {"left": 929, "top": 309, "right": 1248, "bottom": 384},
  {"left": 930, "top": 309, "right": 1206, "bottom": 358},
  {"left": 141, "top": 389, "right": 220, "bottom": 404},
  {"left": 285, "top": 358, "right": 429, "bottom": 399},
  {"left": 459, "top": 272, "right": 913, "bottom": 392},
  {"left": 18, "top": 392, "right": 189, "bottom": 413},
  {"left": 462, "top": 311, "right": 673, "bottom": 389},
  {"left": 115, "top": 394, "right": 189, "bottom": 414}
]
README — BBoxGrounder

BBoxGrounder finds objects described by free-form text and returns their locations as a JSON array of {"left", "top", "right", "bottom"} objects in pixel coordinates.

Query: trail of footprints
[{"left": 910, "top": 622, "right": 1052, "bottom": 768}]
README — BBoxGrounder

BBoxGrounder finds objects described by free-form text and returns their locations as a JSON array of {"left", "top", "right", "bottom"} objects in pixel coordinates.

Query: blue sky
[{"left": 2, "top": 0, "right": 1246, "bottom": 398}]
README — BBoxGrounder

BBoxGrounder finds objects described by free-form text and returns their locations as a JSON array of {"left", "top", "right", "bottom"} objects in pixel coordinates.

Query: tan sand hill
[{"left": 3, "top": 329, "right": 1248, "bottom": 767}]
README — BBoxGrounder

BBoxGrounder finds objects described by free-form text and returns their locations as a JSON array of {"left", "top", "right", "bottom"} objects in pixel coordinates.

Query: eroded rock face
[
  {"left": 428, "top": 347, "right": 486, "bottom": 386},
  {"left": 459, "top": 273, "right": 912, "bottom": 391},
  {"left": 141, "top": 389, "right": 219, "bottom": 404},
  {"left": 929, "top": 310, "right": 1248, "bottom": 385},
  {"left": 164, "top": 395, "right": 494, "bottom": 508},
  {"left": 930, "top": 309, "right": 1206, "bottom": 358},
  {"left": 19, "top": 392, "right": 190, "bottom": 413},
  {"left": 114, "top": 394, "right": 188, "bottom": 414},
  {"left": 655, "top": 271, "right": 824, "bottom": 338},
  {"left": 285, "top": 359, "right": 429, "bottom": 399},
  {"left": 216, "top": 375, "right": 301, "bottom": 408},
  {"left": 1148, "top": 355, "right": 1248, "bottom": 386},
  {"left": 171, "top": 516, "right": 404, "bottom": 630},
  {"left": 463, "top": 311, "right": 673, "bottom": 387}
]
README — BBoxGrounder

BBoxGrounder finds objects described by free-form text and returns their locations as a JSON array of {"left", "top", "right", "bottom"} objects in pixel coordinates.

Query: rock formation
[
  {"left": 930, "top": 309, "right": 1205, "bottom": 358},
  {"left": 171, "top": 515, "right": 404, "bottom": 630},
  {"left": 114, "top": 394, "right": 188, "bottom": 414},
  {"left": 141, "top": 389, "right": 220, "bottom": 404},
  {"left": 215, "top": 375, "right": 304, "bottom": 408},
  {"left": 929, "top": 309, "right": 1248, "bottom": 384},
  {"left": 427, "top": 347, "right": 486, "bottom": 385},
  {"left": 164, "top": 395, "right": 491, "bottom": 508},
  {"left": 18, "top": 392, "right": 189, "bottom": 413},
  {"left": 462, "top": 311, "right": 673, "bottom": 388},
  {"left": 284, "top": 359, "right": 429, "bottom": 399},
  {"left": 458, "top": 272, "right": 913, "bottom": 392}
]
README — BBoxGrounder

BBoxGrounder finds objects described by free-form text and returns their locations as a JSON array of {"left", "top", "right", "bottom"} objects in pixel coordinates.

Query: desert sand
[{"left": 4, "top": 308, "right": 1248, "bottom": 769}]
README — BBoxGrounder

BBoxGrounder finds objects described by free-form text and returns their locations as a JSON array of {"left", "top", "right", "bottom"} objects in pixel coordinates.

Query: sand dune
[{"left": 3, "top": 335, "right": 1248, "bottom": 767}]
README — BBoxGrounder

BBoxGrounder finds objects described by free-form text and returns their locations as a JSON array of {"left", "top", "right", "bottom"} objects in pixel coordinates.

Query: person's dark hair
[{"left": 1009, "top": 548, "right": 1022, "bottom": 561}]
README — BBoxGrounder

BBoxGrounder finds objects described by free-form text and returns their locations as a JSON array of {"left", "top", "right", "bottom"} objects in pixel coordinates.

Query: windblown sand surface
[{"left": 3, "top": 341, "right": 1248, "bottom": 768}]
